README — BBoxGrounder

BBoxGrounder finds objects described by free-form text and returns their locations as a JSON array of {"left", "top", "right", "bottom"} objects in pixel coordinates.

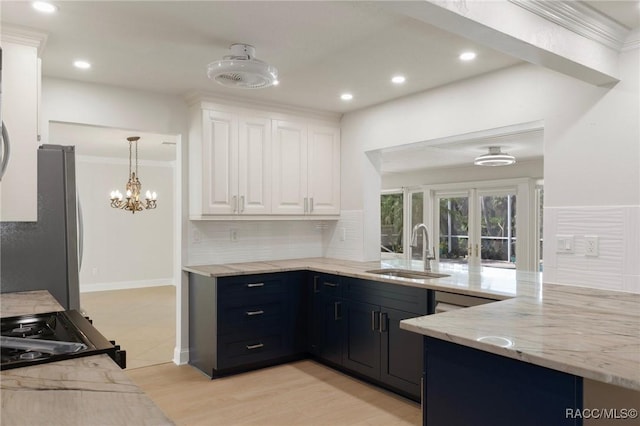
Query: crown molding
[
  {"left": 0, "top": 25, "right": 48, "bottom": 55},
  {"left": 509, "top": 0, "right": 631, "bottom": 51}
]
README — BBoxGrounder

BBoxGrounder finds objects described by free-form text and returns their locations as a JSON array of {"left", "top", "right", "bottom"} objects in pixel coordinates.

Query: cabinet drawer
[
  {"left": 218, "top": 274, "right": 287, "bottom": 304},
  {"left": 218, "top": 331, "right": 287, "bottom": 369},
  {"left": 218, "top": 300, "right": 287, "bottom": 333},
  {"left": 343, "top": 277, "right": 429, "bottom": 314},
  {"left": 310, "top": 273, "right": 342, "bottom": 297}
]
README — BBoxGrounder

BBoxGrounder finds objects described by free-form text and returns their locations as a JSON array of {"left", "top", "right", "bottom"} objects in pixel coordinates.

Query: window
[
  {"left": 410, "top": 192, "right": 424, "bottom": 259},
  {"left": 438, "top": 195, "right": 469, "bottom": 265},
  {"left": 381, "top": 192, "right": 404, "bottom": 255},
  {"left": 479, "top": 194, "right": 516, "bottom": 268}
]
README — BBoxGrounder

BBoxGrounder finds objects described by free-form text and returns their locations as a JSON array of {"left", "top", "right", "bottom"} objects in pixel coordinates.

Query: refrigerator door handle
[
  {"left": 77, "top": 193, "right": 84, "bottom": 270},
  {"left": 1, "top": 122, "right": 10, "bottom": 180}
]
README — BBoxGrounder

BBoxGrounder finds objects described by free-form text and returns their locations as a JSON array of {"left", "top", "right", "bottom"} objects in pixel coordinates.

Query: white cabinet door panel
[
  {"left": 308, "top": 126, "right": 340, "bottom": 215},
  {"left": 239, "top": 116, "right": 271, "bottom": 214},
  {"left": 202, "top": 110, "right": 238, "bottom": 215},
  {"left": 272, "top": 120, "right": 307, "bottom": 215}
]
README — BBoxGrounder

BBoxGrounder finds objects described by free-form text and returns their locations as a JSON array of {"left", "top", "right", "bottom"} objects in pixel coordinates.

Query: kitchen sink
[{"left": 365, "top": 269, "right": 450, "bottom": 280}]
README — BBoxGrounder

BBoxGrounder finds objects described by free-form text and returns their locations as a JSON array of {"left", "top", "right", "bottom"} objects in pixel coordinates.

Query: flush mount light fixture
[
  {"left": 109, "top": 137, "right": 158, "bottom": 213},
  {"left": 340, "top": 93, "right": 353, "bottom": 101},
  {"left": 73, "top": 60, "right": 91, "bottom": 69},
  {"left": 391, "top": 75, "right": 406, "bottom": 84},
  {"left": 474, "top": 146, "right": 516, "bottom": 167},
  {"left": 459, "top": 51, "right": 477, "bottom": 61},
  {"left": 32, "top": 1, "right": 57, "bottom": 13},
  {"left": 207, "top": 44, "right": 279, "bottom": 89}
]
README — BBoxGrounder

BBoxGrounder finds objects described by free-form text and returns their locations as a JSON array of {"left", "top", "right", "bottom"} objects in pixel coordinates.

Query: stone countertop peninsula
[
  {"left": 1, "top": 291, "right": 174, "bottom": 426},
  {"left": 184, "top": 257, "right": 640, "bottom": 391}
]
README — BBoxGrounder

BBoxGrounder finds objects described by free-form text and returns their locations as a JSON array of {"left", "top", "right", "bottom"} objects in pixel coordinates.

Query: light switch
[{"left": 556, "top": 235, "right": 574, "bottom": 253}]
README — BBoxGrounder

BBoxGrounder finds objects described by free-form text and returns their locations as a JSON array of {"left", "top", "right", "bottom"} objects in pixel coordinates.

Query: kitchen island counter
[
  {"left": 184, "top": 257, "right": 640, "bottom": 392},
  {"left": 1, "top": 291, "right": 173, "bottom": 426}
]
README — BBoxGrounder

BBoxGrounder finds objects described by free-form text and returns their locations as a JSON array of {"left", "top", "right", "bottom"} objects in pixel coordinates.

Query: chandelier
[{"left": 109, "top": 136, "right": 157, "bottom": 213}]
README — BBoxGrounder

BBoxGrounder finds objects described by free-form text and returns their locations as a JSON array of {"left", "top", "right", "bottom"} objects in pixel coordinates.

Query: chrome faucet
[{"left": 411, "top": 223, "right": 435, "bottom": 271}]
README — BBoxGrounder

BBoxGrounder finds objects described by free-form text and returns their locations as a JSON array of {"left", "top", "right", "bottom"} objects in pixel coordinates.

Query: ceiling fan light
[
  {"left": 207, "top": 44, "right": 279, "bottom": 89},
  {"left": 474, "top": 146, "right": 516, "bottom": 167}
]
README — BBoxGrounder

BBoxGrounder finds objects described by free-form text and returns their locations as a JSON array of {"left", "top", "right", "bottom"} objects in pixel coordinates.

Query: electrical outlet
[
  {"left": 340, "top": 228, "right": 346, "bottom": 242},
  {"left": 192, "top": 229, "right": 202, "bottom": 244},
  {"left": 230, "top": 229, "right": 238, "bottom": 242},
  {"left": 91, "top": 267, "right": 98, "bottom": 276},
  {"left": 585, "top": 235, "right": 599, "bottom": 256}
]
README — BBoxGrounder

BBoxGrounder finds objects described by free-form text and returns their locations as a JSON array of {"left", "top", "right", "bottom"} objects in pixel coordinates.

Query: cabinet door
[
  {"left": 202, "top": 110, "right": 238, "bottom": 215},
  {"left": 271, "top": 120, "right": 307, "bottom": 215},
  {"left": 380, "top": 307, "right": 423, "bottom": 400},
  {"left": 238, "top": 116, "right": 271, "bottom": 214},
  {"left": 1, "top": 39, "right": 40, "bottom": 221},
  {"left": 320, "top": 295, "right": 344, "bottom": 366},
  {"left": 342, "top": 300, "right": 381, "bottom": 379},
  {"left": 307, "top": 125, "right": 340, "bottom": 215}
]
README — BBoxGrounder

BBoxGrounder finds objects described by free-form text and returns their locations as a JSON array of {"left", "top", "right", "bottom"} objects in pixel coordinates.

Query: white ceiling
[{"left": 2, "top": 1, "right": 637, "bottom": 170}]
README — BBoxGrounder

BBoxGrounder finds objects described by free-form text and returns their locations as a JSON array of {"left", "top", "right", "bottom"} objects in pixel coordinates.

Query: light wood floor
[
  {"left": 81, "top": 285, "right": 175, "bottom": 370},
  {"left": 127, "top": 360, "right": 421, "bottom": 426}
]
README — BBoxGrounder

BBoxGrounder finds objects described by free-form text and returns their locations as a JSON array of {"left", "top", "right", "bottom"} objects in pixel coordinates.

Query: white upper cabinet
[
  {"left": 199, "top": 110, "right": 271, "bottom": 216},
  {"left": 189, "top": 101, "right": 339, "bottom": 220},
  {"left": 308, "top": 125, "right": 340, "bottom": 215},
  {"left": 271, "top": 120, "right": 308, "bottom": 215},
  {"left": 272, "top": 120, "right": 340, "bottom": 216},
  {"left": 1, "top": 30, "right": 45, "bottom": 222}
]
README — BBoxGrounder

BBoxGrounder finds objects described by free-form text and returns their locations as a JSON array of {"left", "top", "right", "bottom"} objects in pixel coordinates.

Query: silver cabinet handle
[
  {"left": 379, "top": 312, "right": 388, "bottom": 333},
  {"left": 246, "top": 343, "right": 264, "bottom": 350},
  {"left": 1, "top": 122, "right": 11, "bottom": 180},
  {"left": 313, "top": 276, "right": 320, "bottom": 293},
  {"left": 304, "top": 197, "right": 308, "bottom": 213},
  {"left": 232, "top": 195, "right": 238, "bottom": 213},
  {"left": 310, "top": 197, "right": 314, "bottom": 213},
  {"left": 247, "top": 282, "right": 265, "bottom": 288},
  {"left": 334, "top": 301, "right": 342, "bottom": 320},
  {"left": 371, "top": 310, "right": 380, "bottom": 331},
  {"left": 240, "top": 195, "right": 245, "bottom": 213},
  {"left": 323, "top": 282, "right": 338, "bottom": 288},
  {"left": 246, "top": 310, "right": 264, "bottom": 316}
]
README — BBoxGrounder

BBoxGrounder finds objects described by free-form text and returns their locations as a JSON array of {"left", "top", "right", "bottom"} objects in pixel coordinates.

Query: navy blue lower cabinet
[
  {"left": 308, "top": 273, "right": 344, "bottom": 366},
  {"left": 342, "top": 300, "right": 381, "bottom": 379},
  {"left": 380, "top": 307, "right": 423, "bottom": 398},
  {"left": 423, "top": 337, "right": 583, "bottom": 426}
]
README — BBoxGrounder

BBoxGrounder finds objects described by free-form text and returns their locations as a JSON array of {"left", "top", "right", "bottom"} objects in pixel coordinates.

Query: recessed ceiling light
[
  {"left": 32, "top": 1, "right": 57, "bottom": 13},
  {"left": 459, "top": 51, "right": 477, "bottom": 61},
  {"left": 73, "top": 60, "right": 91, "bottom": 70},
  {"left": 340, "top": 93, "right": 353, "bottom": 101},
  {"left": 391, "top": 75, "right": 406, "bottom": 84}
]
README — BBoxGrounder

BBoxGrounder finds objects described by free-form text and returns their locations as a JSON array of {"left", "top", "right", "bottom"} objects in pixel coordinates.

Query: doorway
[{"left": 49, "top": 121, "right": 179, "bottom": 369}]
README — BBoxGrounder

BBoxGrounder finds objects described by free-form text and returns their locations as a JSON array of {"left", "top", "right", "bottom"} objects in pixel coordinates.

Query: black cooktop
[{"left": 1, "top": 310, "right": 117, "bottom": 370}]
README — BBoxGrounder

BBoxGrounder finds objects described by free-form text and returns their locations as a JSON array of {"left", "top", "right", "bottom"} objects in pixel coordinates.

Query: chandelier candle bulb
[
  {"left": 145, "top": 190, "right": 151, "bottom": 200},
  {"left": 152, "top": 192, "right": 157, "bottom": 200}
]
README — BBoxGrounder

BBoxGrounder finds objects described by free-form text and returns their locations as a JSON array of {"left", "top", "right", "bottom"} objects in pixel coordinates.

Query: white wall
[
  {"left": 338, "top": 48, "right": 640, "bottom": 292},
  {"left": 76, "top": 157, "right": 174, "bottom": 291}
]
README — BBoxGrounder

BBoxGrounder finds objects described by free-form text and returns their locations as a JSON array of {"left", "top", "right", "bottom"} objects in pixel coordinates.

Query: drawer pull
[
  {"left": 323, "top": 282, "right": 338, "bottom": 288},
  {"left": 246, "top": 343, "right": 264, "bottom": 350},
  {"left": 246, "top": 310, "right": 264, "bottom": 316},
  {"left": 247, "top": 282, "right": 265, "bottom": 288}
]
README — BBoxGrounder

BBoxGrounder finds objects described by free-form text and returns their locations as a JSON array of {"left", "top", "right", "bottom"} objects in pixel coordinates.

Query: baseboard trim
[
  {"left": 174, "top": 347, "right": 189, "bottom": 365},
  {"left": 80, "top": 279, "right": 175, "bottom": 293}
]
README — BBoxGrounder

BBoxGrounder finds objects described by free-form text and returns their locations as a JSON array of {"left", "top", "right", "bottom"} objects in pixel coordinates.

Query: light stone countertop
[
  {"left": 0, "top": 291, "right": 174, "bottom": 426},
  {"left": 184, "top": 257, "right": 640, "bottom": 391}
]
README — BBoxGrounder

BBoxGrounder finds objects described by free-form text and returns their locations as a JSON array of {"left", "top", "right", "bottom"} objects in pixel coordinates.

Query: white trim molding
[{"left": 509, "top": 0, "right": 631, "bottom": 51}]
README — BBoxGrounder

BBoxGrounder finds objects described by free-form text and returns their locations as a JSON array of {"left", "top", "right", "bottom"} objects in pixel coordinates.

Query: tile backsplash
[
  {"left": 187, "top": 210, "right": 367, "bottom": 265},
  {"left": 543, "top": 205, "right": 640, "bottom": 293}
]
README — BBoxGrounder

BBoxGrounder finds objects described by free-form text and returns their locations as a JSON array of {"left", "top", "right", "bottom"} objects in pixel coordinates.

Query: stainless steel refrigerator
[{"left": 1, "top": 144, "right": 81, "bottom": 310}]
